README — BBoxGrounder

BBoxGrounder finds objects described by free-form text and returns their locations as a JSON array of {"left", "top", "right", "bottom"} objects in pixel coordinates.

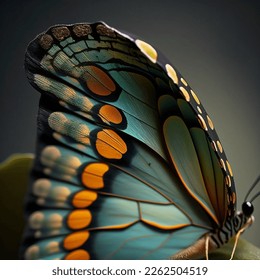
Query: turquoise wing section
[{"left": 21, "top": 22, "right": 234, "bottom": 260}]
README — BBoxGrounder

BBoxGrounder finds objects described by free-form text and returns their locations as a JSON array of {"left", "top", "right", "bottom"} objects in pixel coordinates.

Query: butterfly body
[{"left": 21, "top": 22, "right": 252, "bottom": 260}]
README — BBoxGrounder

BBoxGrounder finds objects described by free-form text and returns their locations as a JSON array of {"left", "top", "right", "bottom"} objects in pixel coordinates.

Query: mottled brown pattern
[
  {"left": 96, "top": 24, "right": 116, "bottom": 37},
  {"left": 72, "top": 24, "right": 92, "bottom": 37},
  {"left": 51, "top": 26, "right": 70, "bottom": 41},
  {"left": 38, "top": 34, "right": 53, "bottom": 50}
]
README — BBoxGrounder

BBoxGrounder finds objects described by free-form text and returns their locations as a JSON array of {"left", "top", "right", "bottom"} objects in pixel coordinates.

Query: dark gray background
[{"left": 0, "top": 0, "right": 259, "bottom": 247}]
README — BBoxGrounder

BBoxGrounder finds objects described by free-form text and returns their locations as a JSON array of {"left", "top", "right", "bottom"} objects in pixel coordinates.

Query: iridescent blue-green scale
[
  {"left": 88, "top": 224, "right": 207, "bottom": 259},
  {"left": 22, "top": 22, "right": 234, "bottom": 260}
]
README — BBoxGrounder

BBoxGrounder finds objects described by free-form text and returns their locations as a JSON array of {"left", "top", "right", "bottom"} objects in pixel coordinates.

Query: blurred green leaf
[
  {"left": 0, "top": 154, "right": 33, "bottom": 260},
  {"left": 209, "top": 237, "right": 260, "bottom": 260},
  {"left": 0, "top": 154, "right": 259, "bottom": 260}
]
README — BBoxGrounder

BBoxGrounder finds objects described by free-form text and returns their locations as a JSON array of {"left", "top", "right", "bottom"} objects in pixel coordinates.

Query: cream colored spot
[
  {"left": 33, "top": 179, "right": 51, "bottom": 197},
  {"left": 50, "top": 113, "right": 90, "bottom": 145},
  {"left": 225, "top": 175, "right": 232, "bottom": 187},
  {"left": 63, "top": 87, "right": 77, "bottom": 99},
  {"left": 41, "top": 146, "right": 61, "bottom": 166},
  {"left": 48, "top": 213, "right": 63, "bottom": 229},
  {"left": 81, "top": 98, "right": 94, "bottom": 112},
  {"left": 67, "top": 156, "right": 81, "bottom": 169},
  {"left": 226, "top": 160, "right": 233, "bottom": 177},
  {"left": 50, "top": 186, "right": 71, "bottom": 202},
  {"left": 197, "top": 106, "right": 202, "bottom": 114},
  {"left": 165, "top": 64, "right": 178, "bottom": 84},
  {"left": 179, "top": 87, "right": 190, "bottom": 102},
  {"left": 191, "top": 89, "right": 200, "bottom": 105},
  {"left": 219, "top": 158, "right": 226, "bottom": 171},
  {"left": 50, "top": 229, "right": 61, "bottom": 236},
  {"left": 43, "top": 168, "right": 51, "bottom": 175},
  {"left": 76, "top": 124, "right": 90, "bottom": 145},
  {"left": 211, "top": 141, "right": 217, "bottom": 151},
  {"left": 62, "top": 174, "right": 76, "bottom": 181},
  {"left": 59, "top": 100, "right": 69, "bottom": 108},
  {"left": 207, "top": 115, "right": 214, "bottom": 130},
  {"left": 45, "top": 241, "right": 60, "bottom": 254},
  {"left": 135, "top": 39, "right": 157, "bottom": 63},
  {"left": 68, "top": 76, "right": 81, "bottom": 85},
  {"left": 48, "top": 112, "right": 68, "bottom": 132},
  {"left": 53, "top": 132, "right": 63, "bottom": 141},
  {"left": 37, "top": 198, "right": 45, "bottom": 205},
  {"left": 197, "top": 114, "right": 208, "bottom": 130},
  {"left": 217, "top": 140, "right": 223, "bottom": 153},
  {"left": 25, "top": 245, "right": 40, "bottom": 260},
  {"left": 34, "top": 231, "right": 42, "bottom": 238},
  {"left": 76, "top": 144, "right": 87, "bottom": 150},
  {"left": 29, "top": 212, "right": 45, "bottom": 230},
  {"left": 181, "top": 77, "right": 188, "bottom": 86}
]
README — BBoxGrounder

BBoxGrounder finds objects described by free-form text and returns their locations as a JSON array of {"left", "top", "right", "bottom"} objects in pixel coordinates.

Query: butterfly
[{"left": 21, "top": 22, "right": 256, "bottom": 260}]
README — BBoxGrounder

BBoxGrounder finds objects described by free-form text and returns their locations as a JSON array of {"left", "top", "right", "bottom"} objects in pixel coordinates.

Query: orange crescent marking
[
  {"left": 96, "top": 129, "right": 127, "bottom": 159},
  {"left": 67, "top": 210, "right": 92, "bottom": 229},
  {"left": 99, "top": 104, "right": 123, "bottom": 124},
  {"left": 82, "top": 162, "right": 109, "bottom": 189},
  {"left": 82, "top": 66, "right": 116, "bottom": 96},
  {"left": 65, "top": 249, "right": 90, "bottom": 260},
  {"left": 63, "top": 231, "right": 90, "bottom": 250},
  {"left": 72, "top": 190, "right": 98, "bottom": 208}
]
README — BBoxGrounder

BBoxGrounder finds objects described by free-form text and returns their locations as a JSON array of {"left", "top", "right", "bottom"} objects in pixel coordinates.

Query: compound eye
[{"left": 242, "top": 201, "right": 254, "bottom": 217}]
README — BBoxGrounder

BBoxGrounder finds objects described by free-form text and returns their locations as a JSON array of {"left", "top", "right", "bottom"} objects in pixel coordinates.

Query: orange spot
[
  {"left": 226, "top": 160, "right": 233, "bottom": 177},
  {"left": 219, "top": 158, "right": 226, "bottom": 171},
  {"left": 179, "top": 87, "right": 190, "bottom": 102},
  {"left": 217, "top": 140, "right": 223, "bottom": 153},
  {"left": 166, "top": 64, "right": 178, "bottom": 84},
  {"left": 82, "top": 163, "right": 109, "bottom": 189},
  {"left": 99, "top": 104, "right": 123, "bottom": 124},
  {"left": 82, "top": 66, "right": 116, "bottom": 96},
  {"left": 191, "top": 90, "right": 200, "bottom": 105},
  {"left": 96, "top": 129, "right": 127, "bottom": 159},
  {"left": 232, "top": 192, "right": 236, "bottom": 204},
  {"left": 207, "top": 115, "right": 214, "bottom": 130},
  {"left": 67, "top": 210, "right": 91, "bottom": 229},
  {"left": 64, "top": 231, "right": 90, "bottom": 250},
  {"left": 72, "top": 190, "right": 98, "bottom": 208},
  {"left": 65, "top": 249, "right": 90, "bottom": 260}
]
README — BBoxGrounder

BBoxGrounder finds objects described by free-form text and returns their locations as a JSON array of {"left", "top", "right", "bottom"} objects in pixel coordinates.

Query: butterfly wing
[{"left": 21, "top": 22, "right": 235, "bottom": 260}]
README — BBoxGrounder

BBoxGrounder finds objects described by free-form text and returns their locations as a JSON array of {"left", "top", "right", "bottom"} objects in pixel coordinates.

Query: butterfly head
[
  {"left": 241, "top": 175, "right": 259, "bottom": 218},
  {"left": 242, "top": 201, "right": 254, "bottom": 217}
]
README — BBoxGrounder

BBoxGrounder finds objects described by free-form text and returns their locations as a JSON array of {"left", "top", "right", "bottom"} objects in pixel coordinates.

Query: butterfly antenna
[
  {"left": 244, "top": 175, "right": 260, "bottom": 202},
  {"left": 249, "top": 191, "right": 260, "bottom": 203}
]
